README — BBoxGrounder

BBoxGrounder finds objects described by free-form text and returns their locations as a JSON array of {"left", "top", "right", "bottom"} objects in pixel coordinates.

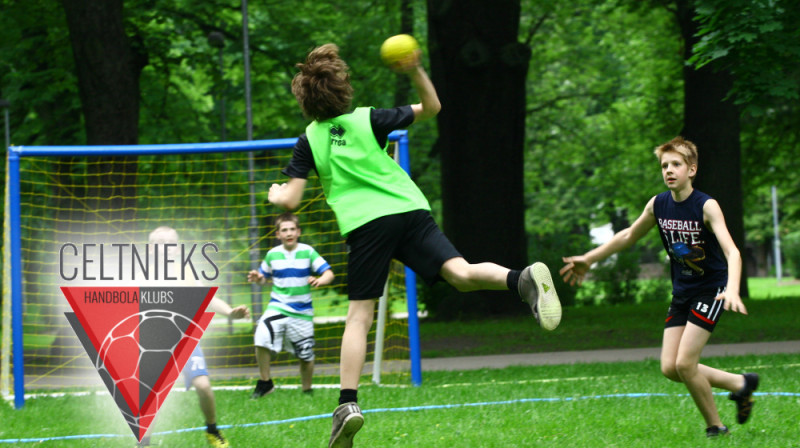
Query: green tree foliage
[
  {"left": 690, "top": 0, "right": 800, "bottom": 266},
  {"left": 523, "top": 2, "right": 683, "bottom": 233},
  {"left": 520, "top": 2, "right": 682, "bottom": 305},
  {"left": 0, "top": 0, "right": 426, "bottom": 146},
  {"left": 0, "top": 0, "right": 83, "bottom": 145},
  {"left": 3, "top": 0, "right": 798, "bottom": 310},
  {"left": 690, "top": 0, "right": 800, "bottom": 113}
]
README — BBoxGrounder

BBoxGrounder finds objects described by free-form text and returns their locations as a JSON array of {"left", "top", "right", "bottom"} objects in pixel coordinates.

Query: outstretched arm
[
  {"left": 208, "top": 297, "right": 250, "bottom": 320},
  {"left": 408, "top": 65, "right": 441, "bottom": 123},
  {"left": 247, "top": 269, "right": 268, "bottom": 285},
  {"left": 389, "top": 49, "right": 441, "bottom": 123},
  {"left": 704, "top": 199, "right": 746, "bottom": 314},
  {"left": 560, "top": 196, "right": 658, "bottom": 286},
  {"left": 268, "top": 177, "right": 307, "bottom": 210}
]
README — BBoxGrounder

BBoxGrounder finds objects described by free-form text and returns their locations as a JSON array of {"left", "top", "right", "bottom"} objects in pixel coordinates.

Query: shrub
[
  {"left": 589, "top": 248, "right": 642, "bottom": 305},
  {"left": 783, "top": 231, "right": 800, "bottom": 279}
]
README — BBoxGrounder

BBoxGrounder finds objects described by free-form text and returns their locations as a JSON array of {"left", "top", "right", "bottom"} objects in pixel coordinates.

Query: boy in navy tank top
[{"left": 559, "top": 137, "right": 758, "bottom": 438}]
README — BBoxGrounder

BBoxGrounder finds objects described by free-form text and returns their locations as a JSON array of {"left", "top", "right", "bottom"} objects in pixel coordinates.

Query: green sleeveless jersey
[{"left": 305, "top": 107, "right": 430, "bottom": 236}]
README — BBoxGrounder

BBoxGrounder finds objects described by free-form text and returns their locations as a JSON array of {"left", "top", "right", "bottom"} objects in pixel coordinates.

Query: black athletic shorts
[
  {"left": 345, "top": 209, "right": 462, "bottom": 300},
  {"left": 664, "top": 287, "right": 726, "bottom": 333}
]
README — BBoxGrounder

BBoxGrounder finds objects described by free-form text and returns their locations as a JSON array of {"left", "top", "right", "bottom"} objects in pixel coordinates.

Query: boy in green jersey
[{"left": 268, "top": 42, "right": 563, "bottom": 448}]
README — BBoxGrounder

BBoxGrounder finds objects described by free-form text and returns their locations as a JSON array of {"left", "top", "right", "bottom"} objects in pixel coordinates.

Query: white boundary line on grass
[
  {"left": 1, "top": 374, "right": 619, "bottom": 401},
  {"left": 7, "top": 361, "right": 800, "bottom": 401}
]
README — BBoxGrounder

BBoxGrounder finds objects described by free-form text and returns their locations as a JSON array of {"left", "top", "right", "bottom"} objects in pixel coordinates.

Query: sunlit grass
[
  {"left": 2, "top": 353, "right": 797, "bottom": 447},
  {"left": 748, "top": 276, "right": 800, "bottom": 299},
  {"left": 419, "top": 295, "right": 799, "bottom": 358}
]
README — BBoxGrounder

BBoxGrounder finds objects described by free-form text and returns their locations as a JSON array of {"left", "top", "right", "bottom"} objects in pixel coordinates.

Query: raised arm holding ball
[{"left": 269, "top": 38, "right": 563, "bottom": 448}]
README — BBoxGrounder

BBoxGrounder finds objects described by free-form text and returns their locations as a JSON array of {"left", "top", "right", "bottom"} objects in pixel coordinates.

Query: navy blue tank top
[{"left": 652, "top": 190, "right": 727, "bottom": 296}]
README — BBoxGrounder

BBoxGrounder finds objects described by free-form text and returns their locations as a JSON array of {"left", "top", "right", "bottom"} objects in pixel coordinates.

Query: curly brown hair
[{"left": 291, "top": 44, "right": 354, "bottom": 121}]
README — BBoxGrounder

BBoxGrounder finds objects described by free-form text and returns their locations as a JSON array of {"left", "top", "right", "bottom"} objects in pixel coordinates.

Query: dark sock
[
  {"left": 339, "top": 389, "right": 358, "bottom": 405},
  {"left": 739, "top": 373, "right": 754, "bottom": 395},
  {"left": 206, "top": 423, "right": 218, "bottom": 435},
  {"left": 506, "top": 269, "right": 522, "bottom": 295},
  {"left": 257, "top": 378, "right": 274, "bottom": 391}
]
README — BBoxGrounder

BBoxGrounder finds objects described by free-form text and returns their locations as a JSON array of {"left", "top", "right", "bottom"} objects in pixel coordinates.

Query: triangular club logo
[{"left": 61, "top": 286, "right": 216, "bottom": 442}]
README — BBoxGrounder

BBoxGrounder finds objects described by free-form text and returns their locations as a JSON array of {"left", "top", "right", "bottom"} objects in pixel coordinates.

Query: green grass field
[
  {"left": 1, "top": 278, "right": 797, "bottom": 446},
  {"left": 1, "top": 353, "right": 797, "bottom": 447},
  {"left": 419, "top": 296, "right": 800, "bottom": 358},
  {"left": 747, "top": 276, "right": 800, "bottom": 299},
  {"left": 10, "top": 277, "right": 794, "bottom": 352}
]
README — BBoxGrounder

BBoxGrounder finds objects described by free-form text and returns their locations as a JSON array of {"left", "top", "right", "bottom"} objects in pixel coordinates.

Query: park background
[
  {"left": 1, "top": 1, "right": 800, "bottom": 446},
  {"left": 2, "top": 0, "right": 799, "bottom": 319}
]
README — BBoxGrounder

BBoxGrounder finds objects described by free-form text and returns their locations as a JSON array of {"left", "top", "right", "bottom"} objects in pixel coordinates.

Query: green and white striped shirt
[{"left": 258, "top": 243, "right": 331, "bottom": 320}]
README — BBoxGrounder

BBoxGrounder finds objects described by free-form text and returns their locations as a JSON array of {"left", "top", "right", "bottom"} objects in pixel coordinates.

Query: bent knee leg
[
  {"left": 661, "top": 363, "right": 681, "bottom": 382},
  {"left": 440, "top": 258, "right": 474, "bottom": 292},
  {"left": 674, "top": 359, "right": 698, "bottom": 381}
]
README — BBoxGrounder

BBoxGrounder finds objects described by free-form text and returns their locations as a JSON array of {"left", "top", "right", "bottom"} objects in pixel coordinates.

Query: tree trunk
[
  {"left": 427, "top": 0, "right": 530, "bottom": 316},
  {"left": 61, "top": 0, "right": 144, "bottom": 226},
  {"left": 676, "top": 0, "right": 749, "bottom": 297}
]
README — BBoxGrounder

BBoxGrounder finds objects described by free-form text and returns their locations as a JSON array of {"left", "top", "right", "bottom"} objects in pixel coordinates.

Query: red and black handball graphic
[{"left": 61, "top": 286, "right": 216, "bottom": 442}]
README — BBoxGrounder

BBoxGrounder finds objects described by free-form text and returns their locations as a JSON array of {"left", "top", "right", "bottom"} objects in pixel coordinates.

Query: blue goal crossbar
[{"left": 6, "top": 130, "right": 422, "bottom": 409}]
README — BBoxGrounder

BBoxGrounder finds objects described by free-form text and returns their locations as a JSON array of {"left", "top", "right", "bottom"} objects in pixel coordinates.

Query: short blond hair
[{"left": 654, "top": 137, "right": 698, "bottom": 180}]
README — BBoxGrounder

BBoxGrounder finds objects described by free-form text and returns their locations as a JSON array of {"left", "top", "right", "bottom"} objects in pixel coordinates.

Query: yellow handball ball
[{"left": 380, "top": 34, "right": 419, "bottom": 66}]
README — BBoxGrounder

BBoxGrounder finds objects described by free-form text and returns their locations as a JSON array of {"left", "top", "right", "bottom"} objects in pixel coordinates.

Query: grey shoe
[
  {"left": 329, "top": 402, "right": 364, "bottom": 448},
  {"left": 519, "top": 262, "right": 562, "bottom": 331}
]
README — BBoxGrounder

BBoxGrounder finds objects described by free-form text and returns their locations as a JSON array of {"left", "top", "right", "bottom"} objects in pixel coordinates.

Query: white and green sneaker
[{"left": 519, "top": 262, "right": 562, "bottom": 331}]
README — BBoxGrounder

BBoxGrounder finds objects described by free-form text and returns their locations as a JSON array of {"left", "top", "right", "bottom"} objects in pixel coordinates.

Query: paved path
[
  {"left": 420, "top": 340, "right": 800, "bottom": 372},
  {"left": 161, "top": 340, "right": 800, "bottom": 382}
]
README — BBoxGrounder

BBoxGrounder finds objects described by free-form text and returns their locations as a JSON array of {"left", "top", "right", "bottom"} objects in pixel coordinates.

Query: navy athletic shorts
[
  {"left": 664, "top": 288, "right": 726, "bottom": 333},
  {"left": 345, "top": 209, "right": 461, "bottom": 300}
]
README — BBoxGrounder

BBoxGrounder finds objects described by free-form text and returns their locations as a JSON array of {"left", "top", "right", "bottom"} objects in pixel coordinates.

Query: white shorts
[{"left": 254, "top": 309, "right": 315, "bottom": 361}]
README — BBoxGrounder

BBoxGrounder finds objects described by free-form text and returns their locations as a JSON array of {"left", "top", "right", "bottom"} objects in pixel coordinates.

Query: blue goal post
[{"left": 3, "top": 130, "right": 423, "bottom": 409}]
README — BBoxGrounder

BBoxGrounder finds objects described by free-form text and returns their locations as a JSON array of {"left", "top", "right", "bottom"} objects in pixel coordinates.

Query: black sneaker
[
  {"left": 729, "top": 372, "right": 759, "bottom": 424},
  {"left": 706, "top": 425, "right": 729, "bottom": 437},
  {"left": 250, "top": 379, "right": 274, "bottom": 399}
]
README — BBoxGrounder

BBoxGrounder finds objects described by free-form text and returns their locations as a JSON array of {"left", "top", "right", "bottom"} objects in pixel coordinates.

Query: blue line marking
[{"left": 1, "top": 391, "right": 796, "bottom": 444}]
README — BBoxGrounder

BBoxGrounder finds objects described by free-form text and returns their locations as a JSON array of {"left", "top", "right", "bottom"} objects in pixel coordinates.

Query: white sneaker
[
  {"left": 329, "top": 402, "right": 364, "bottom": 448},
  {"left": 518, "top": 262, "right": 562, "bottom": 331}
]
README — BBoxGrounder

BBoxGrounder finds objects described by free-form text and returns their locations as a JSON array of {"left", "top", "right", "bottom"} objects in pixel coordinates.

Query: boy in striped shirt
[{"left": 248, "top": 212, "right": 334, "bottom": 397}]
